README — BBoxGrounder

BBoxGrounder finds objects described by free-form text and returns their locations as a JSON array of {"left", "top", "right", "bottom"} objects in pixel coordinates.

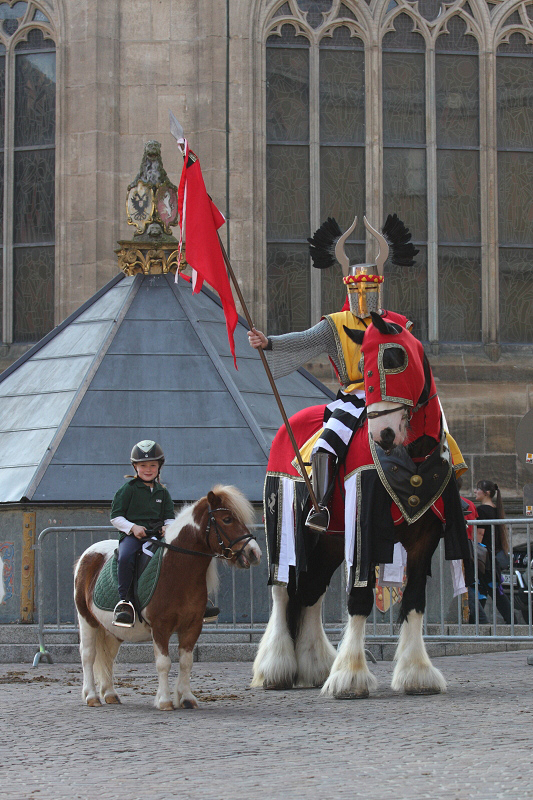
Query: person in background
[
  {"left": 457, "top": 477, "right": 488, "bottom": 624},
  {"left": 474, "top": 479, "right": 514, "bottom": 624}
]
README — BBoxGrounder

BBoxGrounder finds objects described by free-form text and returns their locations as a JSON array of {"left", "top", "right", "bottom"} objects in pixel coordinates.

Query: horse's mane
[
  {"left": 166, "top": 486, "right": 254, "bottom": 597},
  {"left": 209, "top": 484, "right": 255, "bottom": 527}
]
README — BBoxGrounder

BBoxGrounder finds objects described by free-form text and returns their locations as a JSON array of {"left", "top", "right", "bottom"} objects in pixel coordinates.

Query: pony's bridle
[
  {"left": 204, "top": 504, "right": 256, "bottom": 561},
  {"left": 142, "top": 504, "right": 256, "bottom": 561}
]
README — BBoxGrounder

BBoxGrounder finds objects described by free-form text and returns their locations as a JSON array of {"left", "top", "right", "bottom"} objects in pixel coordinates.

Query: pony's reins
[{"left": 142, "top": 505, "right": 256, "bottom": 561}]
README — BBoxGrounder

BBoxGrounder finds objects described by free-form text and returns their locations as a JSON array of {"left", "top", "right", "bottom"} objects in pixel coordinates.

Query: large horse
[
  {"left": 75, "top": 485, "right": 261, "bottom": 709},
  {"left": 252, "top": 313, "right": 472, "bottom": 697}
]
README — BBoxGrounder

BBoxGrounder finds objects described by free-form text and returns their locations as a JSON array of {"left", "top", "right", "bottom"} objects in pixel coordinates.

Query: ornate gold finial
[{"left": 117, "top": 140, "right": 187, "bottom": 276}]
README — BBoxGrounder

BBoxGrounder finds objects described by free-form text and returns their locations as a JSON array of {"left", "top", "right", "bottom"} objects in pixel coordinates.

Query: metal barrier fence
[{"left": 32, "top": 519, "right": 533, "bottom": 666}]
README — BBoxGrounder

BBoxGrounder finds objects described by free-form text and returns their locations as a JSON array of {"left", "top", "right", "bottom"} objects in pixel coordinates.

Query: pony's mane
[
  {"left": 167, "top": 485, "right": 255, "bottom": 538},
  {"left": 209, "top": 484, "right": 255, "bottom": 526}
]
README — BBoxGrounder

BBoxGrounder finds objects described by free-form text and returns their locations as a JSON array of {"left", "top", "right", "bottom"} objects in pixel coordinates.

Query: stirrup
[
  {"left": 306, "top": 505, "right": 330, "bottom": 533},
  {"left": 113, "top": 600, "right": 135, "bottom": 628}
]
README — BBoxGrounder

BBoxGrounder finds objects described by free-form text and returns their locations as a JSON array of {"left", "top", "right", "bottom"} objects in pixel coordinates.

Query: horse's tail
[{"left": 92, "top": 627, "right": 119, "bottom": 694}]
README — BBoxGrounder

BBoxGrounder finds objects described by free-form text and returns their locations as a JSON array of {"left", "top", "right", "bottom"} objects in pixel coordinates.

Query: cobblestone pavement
[{"left": 2, "top": 651, "right": 533, "bottom": 800}]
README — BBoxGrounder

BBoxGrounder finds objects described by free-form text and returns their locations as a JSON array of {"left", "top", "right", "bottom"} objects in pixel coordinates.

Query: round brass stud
[
  {"left": 368, "top": 386, "right": 374, "bottom": 393},
  {"left": 367, "top": 370, "right": 373, "bottom": 377},
  {"left": 408, "top": 495, "right": 420, "bottom": 507},
  {"left": 410, "top": 475, "right": 423, "bottom": 487}
]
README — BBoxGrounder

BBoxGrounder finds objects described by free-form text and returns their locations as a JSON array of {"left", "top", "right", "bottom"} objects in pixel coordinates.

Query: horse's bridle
[
  {"left": 204, "top": 504, "right": 256, "bottom": 561},
  {"left": 144, "top": 504, "right": 256, "bottom": 561},
  {"left": 366, "top": 404, "right": 407, "bottom": 420},
  {"left": 366, "top": 391, "right": 438, "bottom": 421}
]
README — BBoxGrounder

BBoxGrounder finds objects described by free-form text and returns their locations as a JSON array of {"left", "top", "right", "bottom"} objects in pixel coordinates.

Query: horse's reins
[{"left": 142, "top": 505, "right": 256, "bottom": 561}]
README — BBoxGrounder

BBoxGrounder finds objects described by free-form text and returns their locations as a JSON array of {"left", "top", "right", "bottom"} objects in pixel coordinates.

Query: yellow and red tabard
[{"left": 323, "top": 309, "right": 410, "bottom": 393}]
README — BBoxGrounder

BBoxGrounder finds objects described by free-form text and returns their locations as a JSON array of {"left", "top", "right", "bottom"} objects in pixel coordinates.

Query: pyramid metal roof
[{"left": 0, "top": 272, "right": 334, "bottom": 504}]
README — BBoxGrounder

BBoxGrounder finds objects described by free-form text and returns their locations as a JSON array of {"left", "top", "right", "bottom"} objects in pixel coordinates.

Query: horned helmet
[{"left": 308, "top": 213, "right": 419, "bottom": 319}]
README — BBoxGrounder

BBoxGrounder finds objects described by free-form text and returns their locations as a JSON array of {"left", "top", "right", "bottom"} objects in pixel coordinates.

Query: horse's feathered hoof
[
  {"left": 334, "top": 690, "right": 369, "bottom": 700},
  {"left": 104, "top": 694, "right": 121, "bottom": 704},
  {"left": 159, "top": 701, "right": 175, "bottom": 711},
  {"left": 263, "top": 679, "right": 294, "bottom": 691},
  {"left": 181, "top": 699, "right": 197, "bottom": 709}
]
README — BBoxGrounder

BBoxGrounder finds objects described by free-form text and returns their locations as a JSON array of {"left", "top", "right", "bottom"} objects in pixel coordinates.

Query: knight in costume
[{"left": 248, "top": 213, "right": 417, "bottom": 532}]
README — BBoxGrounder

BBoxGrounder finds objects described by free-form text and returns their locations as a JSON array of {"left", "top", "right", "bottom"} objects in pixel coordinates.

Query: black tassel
[
  {"left": 307, "top": 217, "right": 342, "bottom": 269},
  {"left": 382, "top": 213, "right": 419, "bottom": 267}
]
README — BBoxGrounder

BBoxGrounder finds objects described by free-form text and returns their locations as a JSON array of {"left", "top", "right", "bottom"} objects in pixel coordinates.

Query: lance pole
[
  {"left": 169, "top": 113, "right": 319, "bottom": 513},
  {"left": 216, "top": 233, "right": 320, "bottom": 513}
]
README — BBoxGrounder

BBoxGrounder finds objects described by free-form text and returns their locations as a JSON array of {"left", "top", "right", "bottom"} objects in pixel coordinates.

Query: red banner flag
[{"left": 177, "top": 141, "right": 238, "bottom": 368}]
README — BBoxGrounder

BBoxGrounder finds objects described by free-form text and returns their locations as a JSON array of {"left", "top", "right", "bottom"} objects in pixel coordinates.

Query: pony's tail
[{"left": 92, "top": 627, "right": 118, "bottom": 696}]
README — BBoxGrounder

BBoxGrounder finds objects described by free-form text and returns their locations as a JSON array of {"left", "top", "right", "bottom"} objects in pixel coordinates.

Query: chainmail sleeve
[{"left": 264, "top": 319, "right": 340, "bottom": 379}]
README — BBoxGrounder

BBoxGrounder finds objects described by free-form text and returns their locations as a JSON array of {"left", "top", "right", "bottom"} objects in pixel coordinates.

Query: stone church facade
[{"left": 0, "top": 0, "right": 532, "bottom": 505}]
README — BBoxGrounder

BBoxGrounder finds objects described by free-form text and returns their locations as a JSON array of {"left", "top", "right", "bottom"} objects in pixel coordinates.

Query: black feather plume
[
  {"left": 308, "top": 217, "right": 342, "bottom": 269},
  {"left": 382, "top": 213, "right": 419, "bottom": 267}
]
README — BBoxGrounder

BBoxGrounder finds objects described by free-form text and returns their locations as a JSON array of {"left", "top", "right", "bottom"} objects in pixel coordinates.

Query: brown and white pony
[
  {"left": 75, "top": 485, "right": 261, "bottom": 710},
  {"left": 252, "top": 313, "right": 471, "bottom": 697}
]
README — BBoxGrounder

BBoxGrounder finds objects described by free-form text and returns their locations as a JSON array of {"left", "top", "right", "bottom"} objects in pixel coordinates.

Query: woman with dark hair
[{"left": 474, "top": 480, "right": 513, "bottom": 624}]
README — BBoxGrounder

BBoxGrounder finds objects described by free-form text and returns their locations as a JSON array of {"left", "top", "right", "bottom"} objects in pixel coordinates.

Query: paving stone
[{"left": 2, "top": 652, "right": 533, "bottom": 800}]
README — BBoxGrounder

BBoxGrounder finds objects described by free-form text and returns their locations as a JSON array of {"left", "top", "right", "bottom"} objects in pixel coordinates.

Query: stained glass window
[
  {"left": 267, "top": 26, "right": 310, "bottom": 333},
  {"left": 497, "top": 34, "right": 533, "bottom": 342},
  {"left": 319, "top": 27, "right": 365, "bottom": 315},
  {"left": 266, "top": 18, "right": 368, "bottom": 330},
  {"left": 0, "top": 2, "right": 27, "bottom": 37},
  {"left": 11, "top": 28, "right": 55, "bottom": 341},
  {"left": 13, "top": 246, "right": 53, "bottom": 341},
  {"left": 297, "top": 0, "right": 333, "bottom": 28},
  {"left": 384, "top": 247, "right": 429, "bottom": 340},
  {"left": 382, "top": 15, "right": 427, "bottom": 337},
  {"left": 0, "top": 42, "right": 4, "bottom": 324},
  {"left": 264, "top": 1, "right": 533, "bottom": 346},
  {"left": 436, "top": 17, "right": 481, "bottom": 341},
  {"left": 0, "top": 9, "right": 55, "bottom": 344}
]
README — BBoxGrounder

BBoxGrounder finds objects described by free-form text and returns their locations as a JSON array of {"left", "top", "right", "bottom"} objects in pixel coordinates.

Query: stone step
[
  {"left": 4, "top": 637, "right": 533, "bottom": 665},
  {"left": 2, "top": 622, "right": 533, "bottom": 645}
]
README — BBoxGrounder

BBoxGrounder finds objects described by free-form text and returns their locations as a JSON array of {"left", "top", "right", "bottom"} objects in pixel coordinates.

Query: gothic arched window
[
  {"left": 266, "top": 4, "right": 365, "bottom": 334},
  {"left": 381, "top": 12, "right": 428, "bottom": 339},
  {"left": 497, "top": 30, "right": 533, "bottom": 343},
  {"left": 0, "top": 4, "right": 55, "bottom": 344},
  {"left": 262, "top": 0, "right": 533, "bottom": 351}
]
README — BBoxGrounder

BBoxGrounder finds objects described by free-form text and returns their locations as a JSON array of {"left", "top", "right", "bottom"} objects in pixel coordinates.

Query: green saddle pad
[{"left": 93, "top": 546, "right": 164, "bottom": 612}]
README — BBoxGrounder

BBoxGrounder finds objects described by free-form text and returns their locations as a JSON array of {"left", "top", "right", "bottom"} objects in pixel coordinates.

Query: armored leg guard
[{"left": 305, "top": 452, "right": 337, "bottom": 533}]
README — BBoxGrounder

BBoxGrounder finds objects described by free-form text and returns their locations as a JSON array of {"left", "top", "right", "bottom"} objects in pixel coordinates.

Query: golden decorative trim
[
  {"left": 272, "top": 477, "right": 284, "bottom": 584},
  {"left": 117, "top": 243, "right": 185, "bottom": 276},
  {"left": 453, "top": 460, "right": 468, "bottom": 474},
  {"left": 369, "top": 433, "right": 452, "bottom": 525},
  {"left": 263, "top": 472, "right": 273, "bottom": 576},
  {"left": 267, "top": 469, "right": 304, "bottom": 481},
  {"left": 377, "top": 342, "right": 413, "bottom": 406},
  {"left": 352, "top": 464, "right": 375, "bottom": 587}
]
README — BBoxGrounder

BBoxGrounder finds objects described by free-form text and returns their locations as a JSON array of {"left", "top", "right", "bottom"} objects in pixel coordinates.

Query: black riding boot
[{"left": 305, "top": 452, "right": 337, "bottom": 532}]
